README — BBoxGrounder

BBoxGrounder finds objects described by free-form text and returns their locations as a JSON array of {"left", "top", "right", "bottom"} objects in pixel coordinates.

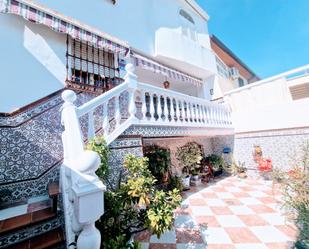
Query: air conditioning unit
[{"left": 229, "top": 67, "right": 239, "bottom": 79}]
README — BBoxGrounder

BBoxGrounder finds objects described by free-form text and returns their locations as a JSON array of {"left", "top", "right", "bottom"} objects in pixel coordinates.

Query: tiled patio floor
[{"left": 136, "top": 176, "right": 298, "bottom": 249}]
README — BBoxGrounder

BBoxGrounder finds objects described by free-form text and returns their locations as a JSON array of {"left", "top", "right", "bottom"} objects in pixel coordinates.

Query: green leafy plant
[
  {"left": 205, "top": 154, "right": 225, "bottom": 172},
  {"left": 86, "top": 136, "right": 110, "bottom": 180},
  {"left": 167, "top": 175, "right": 184, "bottom": 192},
  {"left": 96, "top": 154, "right": 182, "bottom": 248},
  {"left": 144, "top": 145, "right": 171, "bottom": 182},
  {"left": 176, "top": 142, "right": 203, "bottom": 176}
]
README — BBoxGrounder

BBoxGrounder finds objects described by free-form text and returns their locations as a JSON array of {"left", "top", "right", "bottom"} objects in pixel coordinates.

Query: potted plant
[
  {"left": 190, "top": 167, "right": 202, "bottom": 186},
  {"left": 191, "top": 168, "right": 200, "bottom": 181},
  {"left": 205, "top": 154, "right": 225, "bottom": 177},
  {"left": 176, "top": 142, "right": 203, "bottom": 189},
  {"left": 144, "top": 145, "right": 171, "bottom": 184},
  {"left": 237, "top": 162, "right": 247, "bottom": 178}
]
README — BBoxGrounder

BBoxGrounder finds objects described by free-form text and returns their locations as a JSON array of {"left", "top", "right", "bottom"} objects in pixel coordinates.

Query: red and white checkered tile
[{"left": 136, "top": 176, "right": 298, "bottom": 249}]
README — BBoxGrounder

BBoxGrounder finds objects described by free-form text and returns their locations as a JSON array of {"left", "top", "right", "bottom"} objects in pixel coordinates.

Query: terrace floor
[{"left": 135, "top": 176, "right": 298, "bottom": 249}]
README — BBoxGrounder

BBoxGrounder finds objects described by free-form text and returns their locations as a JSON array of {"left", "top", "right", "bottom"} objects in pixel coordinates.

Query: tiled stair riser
[{"left": 0, "top": 214, "right": 63, "bottom": 248}]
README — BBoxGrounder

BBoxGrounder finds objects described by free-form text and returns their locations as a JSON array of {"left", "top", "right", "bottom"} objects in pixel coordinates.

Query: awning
[
  {"left": 0, "top": 0, "right": 129, "bottom": 54},
  {"left": 132, "top": 52, "right": 203, "bottom": 86}
]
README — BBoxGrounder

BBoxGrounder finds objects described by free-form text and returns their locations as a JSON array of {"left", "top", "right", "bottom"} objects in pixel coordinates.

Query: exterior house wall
[
  {"left": 0, "top": 14, "right": 66, "bottom": 113},
  {"left": 33, "top": 0, "right": 210, "bottom": 57},
  {"left": 0, "top": 0, "right": 215, "bottom": 112}
]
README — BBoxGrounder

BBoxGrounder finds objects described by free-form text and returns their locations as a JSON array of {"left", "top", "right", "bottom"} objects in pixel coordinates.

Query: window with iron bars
[{"left": 66, "top": 36, "right": 123, "bottom": 93}]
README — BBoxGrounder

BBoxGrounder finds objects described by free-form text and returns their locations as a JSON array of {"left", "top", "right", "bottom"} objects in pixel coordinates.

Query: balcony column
[
  {"left": 170, "top": 98, "right": 175, "bottom": 123},
  {"left": 179, "top": 100, "right": 184, "bottom": 122},
  {"left": 175, "top": 99, "right": 180, "bottom": 122},
  {"left": 192, "top": 104, "right": 196, "bottom": 122},
  {"left": 187, "top": 102, "right": 192, "bottom": 123},
  {"left": 163, "top": 95, "right": 169, "bottom": 122},
  {"left": 157, "top": 95, "right": 163, "bottom": 122},
  {"left": 200, "top": 104, "right": 206, "bottom": 123},
  {"left": 141, "top": 90, "right": 147, "bottom": 120},
  {"left": 196, "top": 104, "right": 201, "bottom": 123},
  {"left": 149, "top": 93, "right": 155, "bottom": 122},
  {"left": 183, "top": 100, "right": 188, "bottom": 122}
]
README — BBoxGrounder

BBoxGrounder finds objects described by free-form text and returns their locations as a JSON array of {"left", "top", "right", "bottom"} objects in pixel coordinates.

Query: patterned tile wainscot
[{"left": 233, "top": 128, "right": 309, "bottom": 171}]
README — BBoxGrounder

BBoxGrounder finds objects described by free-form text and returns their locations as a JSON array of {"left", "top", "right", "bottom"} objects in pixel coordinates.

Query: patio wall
[{"left": 233, "top": 127, "right": 309, "bottom": 172}]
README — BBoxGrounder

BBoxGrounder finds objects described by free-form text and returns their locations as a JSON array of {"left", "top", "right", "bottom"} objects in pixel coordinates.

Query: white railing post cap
[
  {"left": 62, "top": 90, "right": 77, "bottom": 103},
  {"left": 125, "top": 63, "right": 135, "bottom": 74}
]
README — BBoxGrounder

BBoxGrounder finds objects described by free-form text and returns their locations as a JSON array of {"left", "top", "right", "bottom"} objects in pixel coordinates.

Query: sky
[{"left": 197, "top": 0, "right": 309, "bottom": 79}]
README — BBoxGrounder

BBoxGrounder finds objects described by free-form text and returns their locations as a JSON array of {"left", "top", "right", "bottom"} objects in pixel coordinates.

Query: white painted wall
[
  {"left": 32, "top": 0, "right": 213, "bottom": 76},
  {"left": 0, "top": 0, "right": 214, "bottom": 112},
  {"left": 224, "top": 70, "right": 309, "bottom": 133},
  {"left": 0, "top": 14, "right": 66, "bottom": 112}
]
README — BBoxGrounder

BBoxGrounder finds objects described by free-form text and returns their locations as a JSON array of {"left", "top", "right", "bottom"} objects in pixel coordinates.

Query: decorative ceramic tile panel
[
  {"left": 234, "top": 128, "right": 309, "bottom": 171},
  {"left": 0, "top": 91, "right": 99, "bottom": 184},
  {"left": 0, "top": 95, "right": 63, "bottom": 127},
  {"left": 0, "top": 164, "right": 60, "bottom": 204}
]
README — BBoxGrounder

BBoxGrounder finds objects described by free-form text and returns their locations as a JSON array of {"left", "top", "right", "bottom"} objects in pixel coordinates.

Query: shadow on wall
[{"left": 23, "top": 24, "right": 66, "bottom": 84}]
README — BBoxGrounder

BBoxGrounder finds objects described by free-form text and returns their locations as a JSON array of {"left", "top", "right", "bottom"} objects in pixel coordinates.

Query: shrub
[
  {"left": 96, "top": 155, "right": 182, "bottom": 248},
  {"left": 176, "top": 142, "right": 203, "bottom": 175},
  {"left": 205, "top": 154, "right": 225, "bottom": 172},
  {"left": 144, "top": 145, "right": 171, "bottom": 182}
]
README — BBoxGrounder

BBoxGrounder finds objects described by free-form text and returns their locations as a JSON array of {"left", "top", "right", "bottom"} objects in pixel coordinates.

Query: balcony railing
[{"left": 63, "top": 64, "right": 232, "bottom": 146}]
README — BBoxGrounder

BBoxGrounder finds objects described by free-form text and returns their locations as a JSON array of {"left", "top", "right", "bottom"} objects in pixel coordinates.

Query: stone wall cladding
[{"left": 233, "top": 128, "right": 309, "bottom": 171}]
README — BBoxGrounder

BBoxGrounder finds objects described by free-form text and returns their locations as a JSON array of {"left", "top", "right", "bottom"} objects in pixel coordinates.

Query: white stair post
[
  {"left": 125, "top": 63, "right": 137, "bottom": 119},
  {"left": 61, "top": 90, "right": 106, "bottom": 249},
  {"left": 141, "top": 90, "right": 147, "bottom": 120}
]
